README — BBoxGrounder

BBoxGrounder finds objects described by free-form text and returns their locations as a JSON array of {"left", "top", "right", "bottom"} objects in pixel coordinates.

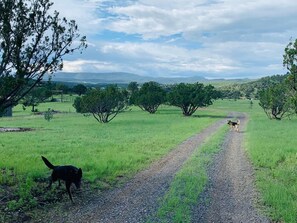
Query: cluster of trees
[
  {"left": 73, "top": 81, "right": 220, "bottom": 123},
  {"left": 20, "top": 82, "right": 88, "bottom": 112},
  {"left": 258, "top": 39, "right": 297, "bottom": 120}
]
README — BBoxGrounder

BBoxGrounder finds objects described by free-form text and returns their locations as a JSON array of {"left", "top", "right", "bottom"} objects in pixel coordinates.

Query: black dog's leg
[{"left": 66, "top": 181, "right": 73, "bottom": 202}]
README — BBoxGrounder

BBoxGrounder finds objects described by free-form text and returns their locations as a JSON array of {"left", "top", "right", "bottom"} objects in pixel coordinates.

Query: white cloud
[
  {"left": 50, "top": 0, "right": 297, "bottom": 79},
  {"left": 50, "top": 0, "right": 103, "bottom": 35},
  {"left": 105, "top": 0, "right": 297, "bottom": 41},
  {"left": 63, "top": 59, "right": 121, "bottom": 72}
]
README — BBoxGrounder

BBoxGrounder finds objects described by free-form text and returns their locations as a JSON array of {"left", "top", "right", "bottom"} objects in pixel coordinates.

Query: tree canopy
[
  {"left": 134, "top": 81, "right": 166, "bottom": 114},
  {"left": 259, "top": 83, "right": 292, "bottom": 120},
  {"left": 73, "top": 85, "right": 128, "bottom": 123},
  {"left": 168, "top": 82, "right": 219, "bottom": 116},
  {"left": 73, "top": 84, "right": 87, "bottom": 96},
  {"left": 283, "top": 38, "right": 297, "bottom": 92},
  {"left": 0, "top": 0, "right": 87, "bottom": 114}
]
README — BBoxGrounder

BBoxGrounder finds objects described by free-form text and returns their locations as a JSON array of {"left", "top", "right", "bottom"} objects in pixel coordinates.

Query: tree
[
  {"left": 127, "top": 81, "right": 139, "bottom": 105},
  {"left": 134, "top": 81, "right": 166, "bottom": 114},
  {"left": 283, "top": 38, "right": 297, "bottom": 113},
  {"left": 73, "top": 85, "right": 128, "bottom": 123},
  {"left": 0, "top": 0, "right": 87, "bottom": 115},
  {"left": 283, "top": 39, "right": 297, "bottom": 91},
  {"left": 127, "top": 81, "right": 138, "bottom": 94},
  {"left": 168, "top": 82, "right": 219, "bottom": 116},
  {"left": 73, "top": 84, "right": 87, "bottom": 96},
  {"left": 22, "top": 86, "right": 52, "bottom": 112},
  {"left": 259, "top": 83, "right": 292, "bottom": 120}
]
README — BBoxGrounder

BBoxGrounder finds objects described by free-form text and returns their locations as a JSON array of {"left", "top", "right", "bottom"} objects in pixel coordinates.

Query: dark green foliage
[
  {"left": 0, "top": 0, "right": 87, "bottom": 114},
  {"left": 72, "top": 84, "right": 87, "bottom": 96},
  {"left": 22, "top": 86, "right": 52, "bottom": 112},
  {"left": 127, "top": 81, "right": 139, "bottom": 105},
  {"left": 283, "top": 39, "right": 297, "bottom": 92},
  {"left": 134, "top": 81, "right": 166, "bottom": 114},
  {"left": 44, "top": 108, "right": 53, "bottom": 121},
  {"left": 73, "top": 85, "right": 128, "bottom": 123},
  {"left": 259, "top": 84, "right": 291, "bottom": 120},
  {"left": 73, "top": 97, "right": 84, "bottom": 113},
  {"left": 168, "top": 82, "right": 219, "bottom": 116}
]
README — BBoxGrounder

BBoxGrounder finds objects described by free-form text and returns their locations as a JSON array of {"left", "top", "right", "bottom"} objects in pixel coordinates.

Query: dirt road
[
  {"left": 192, "top": 113, "right": 269, "bottom": 222},
  {"left": 38, "top": 113, "right": 269, "bottom": 223}
]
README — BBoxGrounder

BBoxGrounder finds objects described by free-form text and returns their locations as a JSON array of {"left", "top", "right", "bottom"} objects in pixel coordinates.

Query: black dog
[{"left": 41, "top": 156, "right": 82, "bottom": 202}]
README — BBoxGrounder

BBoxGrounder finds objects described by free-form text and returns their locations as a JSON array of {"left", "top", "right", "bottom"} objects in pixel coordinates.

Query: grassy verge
[
  {"left": 246, "top": 113, "right": 297, "bottom": 222},
  {"left": 151, "top": 124, "right": 228, "bottom": 223},
  {"left": 214, "top": 99, "right": 297, "bottom": 223}
]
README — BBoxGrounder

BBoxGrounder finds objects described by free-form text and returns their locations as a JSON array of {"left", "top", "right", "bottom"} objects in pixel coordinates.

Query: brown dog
[{"left": 227, "top": 119, "right": 240, "bottom": 132}]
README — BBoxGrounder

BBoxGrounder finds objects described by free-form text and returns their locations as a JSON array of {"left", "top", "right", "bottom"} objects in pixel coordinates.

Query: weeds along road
[{"left": 39, "top": 113, "right": 269, "bottom": 223}]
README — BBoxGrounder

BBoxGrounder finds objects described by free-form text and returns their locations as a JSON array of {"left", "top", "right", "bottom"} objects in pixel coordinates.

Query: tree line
[{"left": 73, "top": 81, "right": 220, "bottom": 123}]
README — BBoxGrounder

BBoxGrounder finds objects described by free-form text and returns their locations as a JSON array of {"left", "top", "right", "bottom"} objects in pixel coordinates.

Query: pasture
[{"left": 0, "top": 99, "right": 296, "bottom": 222}]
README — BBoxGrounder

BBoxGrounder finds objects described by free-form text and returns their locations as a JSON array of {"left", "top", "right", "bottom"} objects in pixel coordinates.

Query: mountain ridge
[{"left": 50, "top": 72, "right": 252, "bottom": 85}]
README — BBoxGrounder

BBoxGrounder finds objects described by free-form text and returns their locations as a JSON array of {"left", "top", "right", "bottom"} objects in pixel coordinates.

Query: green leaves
[
  {"left": 168, "top": 82, "right": 219, "bottom": 116},
  {"left": 134, "top": 81, "right": 166, "bottom": 114},
  {"left": 0, "top": 0, "right": 87, "bottom": 113},
  {"left": 74, "top": 85, "right": 128, "bottom": 123}
]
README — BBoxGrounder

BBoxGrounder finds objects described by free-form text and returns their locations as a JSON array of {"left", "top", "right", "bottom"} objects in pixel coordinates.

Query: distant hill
[{"left": 49, "top": 72, "right": 253, "bottom": 86}]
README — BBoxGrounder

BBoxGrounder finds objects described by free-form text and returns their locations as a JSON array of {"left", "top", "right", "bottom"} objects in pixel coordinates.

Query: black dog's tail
[{"left": 41, "top": 156, "right": 55, "bottom": 169}]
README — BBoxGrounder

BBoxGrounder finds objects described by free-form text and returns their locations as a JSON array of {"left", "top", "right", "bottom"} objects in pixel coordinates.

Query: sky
[{"left": 51, "top": 0, "right": 297, "bottom": 79}]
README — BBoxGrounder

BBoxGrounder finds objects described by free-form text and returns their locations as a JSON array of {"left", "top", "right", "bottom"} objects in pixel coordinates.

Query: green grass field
[
  {"left": 1, "top": 99, "right": 297, "bottom": 223},
  {"left": 0, "top": 104, "right": 225, "bottom": 183}
]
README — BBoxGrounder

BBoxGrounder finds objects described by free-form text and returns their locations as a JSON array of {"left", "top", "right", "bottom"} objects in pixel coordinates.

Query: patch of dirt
[{"left": 0, "top": 127, "right": 33, "bottom": 132}]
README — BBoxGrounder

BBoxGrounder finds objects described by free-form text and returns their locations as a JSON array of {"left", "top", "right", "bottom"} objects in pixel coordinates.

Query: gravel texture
[
  {"left": 192, "top": 112, "right": 270, "bottom": 223},
  {"left": 35, "top": 113, "right": 270, "bottom": 223}
]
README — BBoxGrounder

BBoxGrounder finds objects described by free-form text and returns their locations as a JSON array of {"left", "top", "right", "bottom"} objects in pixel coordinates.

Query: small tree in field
[
  {"left": 168, "top": 82, "right": 219, "bottom": 116},
  {"left": 0, "top": 0, "right": 87, "bottom": 115},
  {"left": 134, "top": 81, "right": 166, "bottom": 114},
  {"left": 22, "top": 86, "right": 52, "bottom": 112},
  {"left": 73, "top": 85, "right": 128, "bottom": 123},
  {"left": 259, "top": 84, "right": 292, "bottom": 120},
  {"left": 73, "top": 84, "right": 87, "bottom": 96}
]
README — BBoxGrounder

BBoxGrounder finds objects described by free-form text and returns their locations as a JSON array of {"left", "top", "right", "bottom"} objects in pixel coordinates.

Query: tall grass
[{"left": 246, "top": 113, "right": 297, "bottom": 222}]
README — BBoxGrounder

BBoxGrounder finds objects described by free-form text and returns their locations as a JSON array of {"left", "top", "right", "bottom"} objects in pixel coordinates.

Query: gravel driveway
[
  {"left": 37, "top": 113, "right": 270, "bottom": 223},
  {"left": 192, "top": 112, "right": 270, "bottom": 223}
]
